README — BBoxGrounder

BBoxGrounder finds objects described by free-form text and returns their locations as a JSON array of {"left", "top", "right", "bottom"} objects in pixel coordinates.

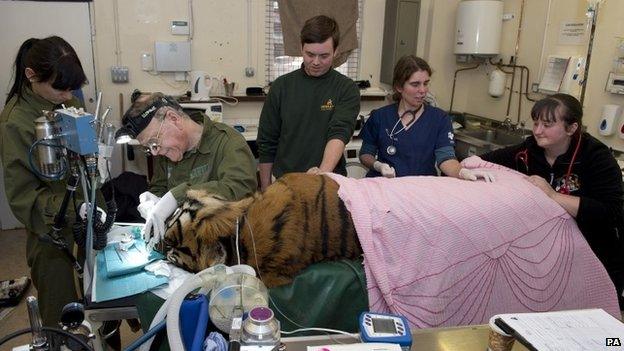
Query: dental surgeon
[
  {"left": 359, "top": 55, "right": 493, "bottom": 182},
  {"left": 117, "top": 92, "right": 257, "bottom": 248}
]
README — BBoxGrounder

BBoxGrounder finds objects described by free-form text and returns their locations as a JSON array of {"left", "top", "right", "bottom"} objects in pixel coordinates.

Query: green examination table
[{"left": 134, "top": 259, "right": 368, "bottom": 350}]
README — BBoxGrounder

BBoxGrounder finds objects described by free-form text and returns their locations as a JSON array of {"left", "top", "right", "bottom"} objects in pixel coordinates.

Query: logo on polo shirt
[{"left": 320, "top": 99, "right": 334, "bottom": 111}]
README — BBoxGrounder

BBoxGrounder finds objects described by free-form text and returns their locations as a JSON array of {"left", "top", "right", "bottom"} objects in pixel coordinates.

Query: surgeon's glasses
[{"left": 143, "top": 118, "right": 165, "bottom": 155}]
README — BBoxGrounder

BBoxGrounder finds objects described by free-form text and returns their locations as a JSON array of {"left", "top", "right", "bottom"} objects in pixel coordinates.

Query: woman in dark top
[{"left": 481, "top": 93, "right": 624, "bottom": 308}]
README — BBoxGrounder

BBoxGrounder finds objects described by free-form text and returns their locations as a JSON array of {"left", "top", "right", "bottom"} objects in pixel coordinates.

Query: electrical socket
[
  {"left": 111, "top": 66, "right": 129, "bottom": 83},
  {"left": 245, "top": 67, "right": 255, "bottom": 77},
  {"left": 531, "top": 82, "right": 540, "bottom": 93},
  {"left": 502, "top": 13, "right": 515, "bottom": 21},
  {"left": 174, "top": 72, "right": 186, "bottom": 81}
]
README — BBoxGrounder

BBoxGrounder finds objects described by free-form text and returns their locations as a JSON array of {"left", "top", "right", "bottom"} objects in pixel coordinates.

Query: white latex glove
[
  {"left": 142, "top": 191, "right": 178, "bottom": 249},
  {"left": 79, "top": 203, "right": 107, "bottom": 222},
  {"left": 145, "top": 260, "right": 171, "bottom": 277},
  {"left": 306, "top": 166, "right": 321, "bottom": 175},
  {"left": 139, "top": 191, "right": 161, "bottom": 204},
  {"left": 373, "top": 161, "right": 396, "bottom": 178},
  {"left": 137, "top": 191, "right": 161, "bottom": 220},
  {"left": 458, "top": 168, "right": 496, "bottom": 182}
]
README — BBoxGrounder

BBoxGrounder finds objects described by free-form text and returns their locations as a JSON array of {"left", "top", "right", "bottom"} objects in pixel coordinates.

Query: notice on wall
[
  {"left": 538, "top": 56, "right": 570, "bottom": 93},
  {"left": 558, "top": 20, "right": 587, "bottom": 45}
]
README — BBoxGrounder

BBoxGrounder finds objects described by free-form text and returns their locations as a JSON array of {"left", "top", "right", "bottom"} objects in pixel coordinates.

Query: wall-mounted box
[
  {"left": 380, "top": 0, "right": 421, "bottom": 85},
  {"left": 154, "top": 41, "right": 191, "bottom": 72},
  {"left": 606, "top": 72, "right": 624, "bottom": 95},
  {"left": 171, "top": 20, "right": 189, "bottom": 35}
]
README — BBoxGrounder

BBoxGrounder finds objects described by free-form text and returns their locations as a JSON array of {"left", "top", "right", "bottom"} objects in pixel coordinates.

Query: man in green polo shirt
[
  {"left": 257, "top": 15, "right": 360, "bottom": 191},
  {"left": 117, "top": 93, "right": 257, "bottom": 247}
]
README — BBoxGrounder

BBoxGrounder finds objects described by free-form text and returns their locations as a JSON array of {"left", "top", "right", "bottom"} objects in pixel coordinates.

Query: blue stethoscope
[{"left": 385, "top": 104, "right": 424, "bottom": 156}]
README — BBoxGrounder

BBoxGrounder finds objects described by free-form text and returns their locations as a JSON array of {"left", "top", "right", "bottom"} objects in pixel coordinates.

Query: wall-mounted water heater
[{"left": 455, "top": 0, "right": 503, "bottom": 57}]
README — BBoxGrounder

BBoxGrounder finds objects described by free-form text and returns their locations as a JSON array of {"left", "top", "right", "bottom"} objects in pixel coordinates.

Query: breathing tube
[
  {"left": 139, "top": 265, "right": 228, "bottom": 351},
  {"left": 73, "top": 199, "right": 117, "bottom": 250},
  {"left": 73, "top": 185, "right": 117, "bottom": 250},
  {"left": 123, "top": 320, "right": 165, "bottom": 351}
]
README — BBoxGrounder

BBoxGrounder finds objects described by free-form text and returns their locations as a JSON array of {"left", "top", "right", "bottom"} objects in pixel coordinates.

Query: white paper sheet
[{"left": 495, "top": 309, "right": 624, "bottom": 351}]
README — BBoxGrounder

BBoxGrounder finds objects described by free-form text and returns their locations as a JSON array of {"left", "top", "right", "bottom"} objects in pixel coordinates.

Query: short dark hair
[
  {"left": 531, "top": 93, "right": 583, "bottom": 127},
  {"left": 118, "top": 93, "right": 183, "bottom": 139},
  {"left": 7, "top": 36, "right": 86, "bottom": 104},
  {"left": 391, "top": 55, "right": 433, "bottom": 102},
  {"left": 300, "top": 15, "right": 340, "bottom": 49}
]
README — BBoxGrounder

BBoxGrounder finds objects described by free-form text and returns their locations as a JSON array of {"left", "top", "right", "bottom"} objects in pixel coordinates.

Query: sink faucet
[{"left": 502, "top": 118, "right": 516, "bottom": 131}]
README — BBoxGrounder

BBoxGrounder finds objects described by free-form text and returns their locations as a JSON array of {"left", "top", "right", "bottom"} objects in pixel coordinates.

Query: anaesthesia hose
[
  {"left": 142, "top": 264, "right": 256, "bottom": 351},
  {"left": 139, "top": 265, "right": 220, "bottom": 351},
  {"left": 123, "top": 320, "right": 165, "bottom": 351},
  {"left": 144, "top": 265, "right": 227, "bottom": 351},
  {"left": 166, "top": 274, "right": 207, "bottom": 350}
]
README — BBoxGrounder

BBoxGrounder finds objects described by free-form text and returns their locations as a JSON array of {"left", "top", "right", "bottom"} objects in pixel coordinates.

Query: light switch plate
[{"left": 111, "top": 66, "right": 129, "bottom": 83}]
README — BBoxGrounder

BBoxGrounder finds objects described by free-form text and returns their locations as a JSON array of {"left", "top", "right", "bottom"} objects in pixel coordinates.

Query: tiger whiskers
[
  {"left": 235, "top": 217, "right": 241, "bottom": 265},
  {"left": 244, "top": 214, "right": 261, "bottom": 281}
]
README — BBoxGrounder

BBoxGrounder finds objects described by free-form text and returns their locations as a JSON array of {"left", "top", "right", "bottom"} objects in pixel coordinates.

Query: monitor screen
[{"left": 372, "top": 318, "right": 397, "bottom": 334}]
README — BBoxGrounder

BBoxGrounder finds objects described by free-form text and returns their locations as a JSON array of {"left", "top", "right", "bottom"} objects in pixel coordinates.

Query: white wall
[
  {"left": 90, "top": 0, "right": 391, "bottom": 174},
  {"left": 424, "top": 0, "right": 624, "bottom": 151},
  {"left": 2, "top": 0, "right": 623, "bottom": 184},
  {"left": 0, "top": 0, "right": 393, "bottom": 227},
  {"left": 90, "top": 0, "right": 388, "bottom": 124}
]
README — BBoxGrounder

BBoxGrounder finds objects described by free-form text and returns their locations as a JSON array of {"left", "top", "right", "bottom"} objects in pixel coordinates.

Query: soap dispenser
[{"left": 599, "top": 104, "right": 622, "bottom": 136}]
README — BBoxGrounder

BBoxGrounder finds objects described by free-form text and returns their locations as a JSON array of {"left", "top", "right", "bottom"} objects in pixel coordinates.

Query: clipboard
[{"left": 493, "top": 309, "right": 624, "bottom": 351}]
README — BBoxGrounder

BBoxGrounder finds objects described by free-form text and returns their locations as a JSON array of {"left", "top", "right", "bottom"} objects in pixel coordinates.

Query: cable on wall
[
  {"left": 112, "top": 0, "right": 122, "bottom": 66},
  {"left": 245, "top": 0, "right": 254, "bottom": 77}
]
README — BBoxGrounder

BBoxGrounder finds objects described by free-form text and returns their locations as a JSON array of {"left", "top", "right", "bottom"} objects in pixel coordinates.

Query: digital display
[{"left": 372, "top": 318, "right": 397, "bottom": 334}]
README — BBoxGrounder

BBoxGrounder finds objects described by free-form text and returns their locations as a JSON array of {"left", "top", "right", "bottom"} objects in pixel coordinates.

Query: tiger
[{"left": 159, "top": 173, "right": 362, "bottom": 288}]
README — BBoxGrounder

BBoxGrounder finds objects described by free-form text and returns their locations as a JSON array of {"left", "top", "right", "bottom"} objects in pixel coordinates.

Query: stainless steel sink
[
  {"left": 457, "top": 129, "right": 528, "bottom": 146},
  {"left": 454, "top": 128, "right": 531, "bottom": 159}
]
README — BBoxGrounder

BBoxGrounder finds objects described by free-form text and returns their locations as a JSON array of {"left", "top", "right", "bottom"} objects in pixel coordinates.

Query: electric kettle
[{"left": 190, "top": 70, "right": 212, "bottom": 101}]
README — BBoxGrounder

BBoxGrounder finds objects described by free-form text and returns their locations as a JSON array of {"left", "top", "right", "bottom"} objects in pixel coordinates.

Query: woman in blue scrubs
[{"left": 359, "top": 55, "right": 492, "bottom": 181}]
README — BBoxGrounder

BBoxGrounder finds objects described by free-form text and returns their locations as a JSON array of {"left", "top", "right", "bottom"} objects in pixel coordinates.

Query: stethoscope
[
  {"left": 385, "top": 103, "right": 424, "bottom": 156},
  {"left": 515, "top": 132, "right": 582, "bottom": 195}
]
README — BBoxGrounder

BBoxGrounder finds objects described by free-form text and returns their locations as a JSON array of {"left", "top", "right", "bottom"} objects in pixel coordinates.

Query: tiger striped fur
[{"left": 160, "top": 173, "right": 362, "bottom": 287}]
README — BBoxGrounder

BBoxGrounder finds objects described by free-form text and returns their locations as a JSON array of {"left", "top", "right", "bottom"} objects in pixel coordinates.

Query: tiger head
[{"left": 158, "top": 189, "right": 256, "bottom": 272}]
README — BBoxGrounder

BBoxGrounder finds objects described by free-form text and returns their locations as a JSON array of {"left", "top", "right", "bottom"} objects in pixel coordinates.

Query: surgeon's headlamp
[{"left": 115, "top": 94, "right": 182, "bottom": 144}]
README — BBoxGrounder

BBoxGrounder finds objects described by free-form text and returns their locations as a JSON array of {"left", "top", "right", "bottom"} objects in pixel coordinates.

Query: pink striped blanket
[{"left": 327, "top": 156, "right": 620, "bottom": 328}]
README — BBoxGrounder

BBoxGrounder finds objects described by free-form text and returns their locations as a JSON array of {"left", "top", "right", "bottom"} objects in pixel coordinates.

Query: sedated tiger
[{"left": 157, "top": 173, "right": 362, "bottom": 287}]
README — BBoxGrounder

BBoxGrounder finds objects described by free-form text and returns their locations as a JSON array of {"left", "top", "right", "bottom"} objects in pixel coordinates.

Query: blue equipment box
[{"left": 56, "top": 108, "right": 98, "bottom": 155}]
